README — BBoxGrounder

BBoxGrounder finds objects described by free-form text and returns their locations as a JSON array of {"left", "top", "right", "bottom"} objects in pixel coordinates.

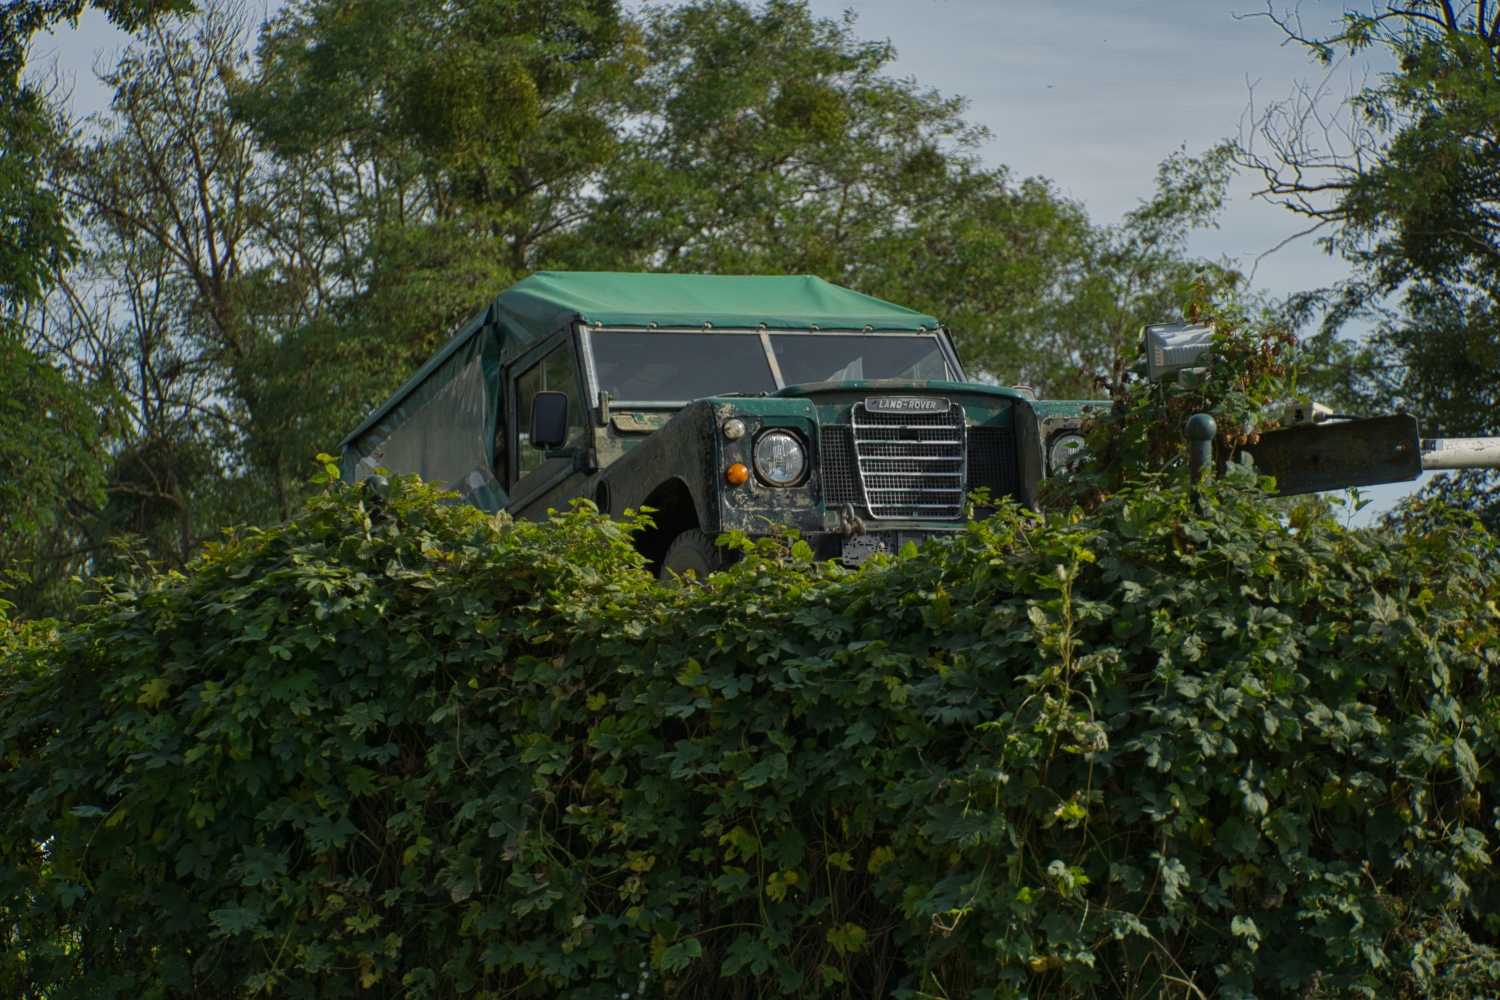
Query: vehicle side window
[{"left": 514, "top": 339, "right": 585, "bottom": 481}]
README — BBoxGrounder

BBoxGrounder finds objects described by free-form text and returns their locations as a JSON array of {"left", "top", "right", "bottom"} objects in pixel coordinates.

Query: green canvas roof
[
  {"left": 341, "top": 272, "right": 942, "bottom": 450},
  {"left": 495, "top": 271, "right": 941, "bottom": 336}
]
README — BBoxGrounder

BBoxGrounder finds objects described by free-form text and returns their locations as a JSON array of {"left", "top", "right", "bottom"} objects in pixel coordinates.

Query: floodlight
[{"left": 1144, "top": 323, "right": 1215, "bottom": 382}]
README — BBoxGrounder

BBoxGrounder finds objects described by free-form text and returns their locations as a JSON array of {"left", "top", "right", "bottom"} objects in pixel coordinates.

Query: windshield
[
  {"left": 589, "top": 330, "right": 953, "bottom": 401},
  {"left": 590, "top": 332, "right": 777, "bottom": 401},
  {"left": 767, "top": 334, "right": 951, "bottom": 384}
]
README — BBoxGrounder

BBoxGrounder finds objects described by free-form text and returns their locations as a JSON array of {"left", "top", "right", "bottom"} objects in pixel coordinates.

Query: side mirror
[{"left": 529, "top": 391, "right": 570, "bottom": 451}]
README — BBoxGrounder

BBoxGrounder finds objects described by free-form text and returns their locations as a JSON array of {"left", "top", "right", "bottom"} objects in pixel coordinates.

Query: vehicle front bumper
[{"left": 803, "top": 527, "right": 965, "bottom": 566}]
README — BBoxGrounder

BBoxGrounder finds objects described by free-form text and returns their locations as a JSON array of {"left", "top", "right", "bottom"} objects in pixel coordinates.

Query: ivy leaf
[
  {"left": 826, "top": 923, "right": 867, "bottom": 956},
  {"left": 659, "top": 937, "right": 702, "bottom": 973},
  {"left": 1231, "top": 915, "right": 1262, "bottom": 951},
  {"left": 443, "top": 856, "right": 483, "bottom": 903}
]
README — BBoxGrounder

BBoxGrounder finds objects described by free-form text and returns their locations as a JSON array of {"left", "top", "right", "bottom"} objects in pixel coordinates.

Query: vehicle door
[{"left": 504, "top": 328, "right": 591, "bottom": 517}]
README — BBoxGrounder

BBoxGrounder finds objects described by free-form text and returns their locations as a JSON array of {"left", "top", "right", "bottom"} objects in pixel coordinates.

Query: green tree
[
  {"left": 0, "top": 0, "right": 194, "bottom": 300},
  {"left": 241, "top": 0, "right": 633, "bottom": 371},
  {"left": 1022, "top": 145, "right": 1236, "bottom": 396},
  {"left": 552, "top": 0, "right": 993, "bottom": 277},
  {"left": 12, "top": 3, "right": 296, "bottom": 617},
  {"left": 0, "top": 336, "right": 109, "bottom": 589},
  {"left": 0, "top": 92, "right": 75, "bottom": 305},
  {"left": 1241, "top": 1, "right": 1500, "bottom": 436},
  {"left": 1, "top": 0, "right": 197, "bottom": 613}
]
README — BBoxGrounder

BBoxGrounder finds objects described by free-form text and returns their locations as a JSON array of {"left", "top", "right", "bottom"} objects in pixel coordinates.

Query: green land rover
[{"left": 340, "top": 272, "right": 1093, "bottom": 578}]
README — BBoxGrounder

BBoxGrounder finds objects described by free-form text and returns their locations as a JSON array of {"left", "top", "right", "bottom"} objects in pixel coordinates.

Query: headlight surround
[{"left": 753, "top": 430, "right": 807, "bottom": 486}]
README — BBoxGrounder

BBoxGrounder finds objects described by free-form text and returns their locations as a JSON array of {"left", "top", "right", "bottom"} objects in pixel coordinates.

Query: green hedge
[{"left": 3, "top": 471, "right": 1499, "bottom": 999}]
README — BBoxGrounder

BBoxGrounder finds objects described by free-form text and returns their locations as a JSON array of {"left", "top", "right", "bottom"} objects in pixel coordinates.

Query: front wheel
[{"left": 660, "top": 529, "right": 724, "bottom": 582}]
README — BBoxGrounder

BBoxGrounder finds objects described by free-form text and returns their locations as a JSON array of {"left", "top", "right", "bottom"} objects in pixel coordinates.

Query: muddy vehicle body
[{"left": 341, "top": 272, "right": 1093, "bottom": 576}]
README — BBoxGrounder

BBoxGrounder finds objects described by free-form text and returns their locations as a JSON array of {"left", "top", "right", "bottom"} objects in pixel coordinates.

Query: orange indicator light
[{"left": 726, "top": 463, "right": 749, "bottom": 486}]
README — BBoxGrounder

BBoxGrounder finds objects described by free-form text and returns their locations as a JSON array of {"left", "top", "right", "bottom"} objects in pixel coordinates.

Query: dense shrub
[{"left": 3, "top": 470, "right": 1500, "bottom": 999}]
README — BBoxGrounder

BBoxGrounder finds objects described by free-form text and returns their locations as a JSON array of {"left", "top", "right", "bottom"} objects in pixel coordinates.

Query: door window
[{"left": 514, "top": 340, "right": 585, "bottom": 481}]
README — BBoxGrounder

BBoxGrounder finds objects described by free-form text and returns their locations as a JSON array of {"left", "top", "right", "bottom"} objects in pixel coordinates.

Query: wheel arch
[{"left": 633, "top": 477, "right": 704, "bottom": 573}]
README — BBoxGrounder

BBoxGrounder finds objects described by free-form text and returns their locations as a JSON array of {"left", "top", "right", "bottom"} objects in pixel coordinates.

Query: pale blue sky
[{"left": 31, "top": 0, "right": 1430, "bottom": 520}]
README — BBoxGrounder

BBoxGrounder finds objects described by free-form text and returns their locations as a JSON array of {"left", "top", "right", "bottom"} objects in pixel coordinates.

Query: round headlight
[
  {"left": 1048, "top": 433, "right": 1088, "bottom": 473},
  {"left": 753, "top": 431, "right": 806, "bottom": 486}
]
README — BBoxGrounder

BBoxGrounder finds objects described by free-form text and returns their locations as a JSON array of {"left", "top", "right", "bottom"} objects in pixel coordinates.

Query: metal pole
[
  {"left": 1185, "top": 413, "right": 1217, "bottom": 512},
  {"left": 1420, "top": 438, "right": 1500, "bottom": 471}
]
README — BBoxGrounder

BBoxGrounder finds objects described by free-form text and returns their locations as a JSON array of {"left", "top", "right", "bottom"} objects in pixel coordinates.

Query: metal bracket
[{"left": 1235, "top": 415, "right": 1422, "bottom": 496}]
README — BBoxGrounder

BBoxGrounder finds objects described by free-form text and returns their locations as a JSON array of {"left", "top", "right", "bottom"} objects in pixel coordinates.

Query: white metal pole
[{"left": 1420, "top": 438, "right": 1500, "bottom": 471}]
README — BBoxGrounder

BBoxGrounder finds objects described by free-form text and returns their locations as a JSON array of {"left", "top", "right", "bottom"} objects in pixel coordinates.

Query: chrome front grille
[{"left": 850, "top": 401, "right": 966, "bottom": 519}]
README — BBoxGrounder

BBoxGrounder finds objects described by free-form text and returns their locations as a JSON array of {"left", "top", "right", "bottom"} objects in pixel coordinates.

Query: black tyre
[{"left": 660, "top": 529, "right": 724, "bottom": 582}]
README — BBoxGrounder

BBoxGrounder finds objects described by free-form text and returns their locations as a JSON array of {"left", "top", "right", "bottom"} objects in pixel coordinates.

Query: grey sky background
[{"left": 30, "top": 0, "right": 1428, "bottom": 521}]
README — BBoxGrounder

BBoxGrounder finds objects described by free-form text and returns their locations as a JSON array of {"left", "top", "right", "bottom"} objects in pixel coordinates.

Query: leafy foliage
[
  {"left": 242, "top": 0, "right": 632, "bottom": 332},
  {"left": 8, "top": 0, "right": 634, "bottom": 614},
  {"left": 0, "top": 331, "right": 117, "bottom": 636},
  {"left": 0, "top": 0, "right": 194, "bottom": 79},
  {"left": 1053, "top": 280, "right": 1301, "bottom": 509},
  {"left": 4, "top": 465, "right": 1499, "bottom": 999},
  {"left": 0, "top": 335, "right": 110, "bottom": 595},
  {"left": 0, "top": 0, "right": 192, "bottom": 302},
  {"left": 1241, "top": 2, "right": 1500, "bottom": 517},
  {"left": 0, "top": 91, "right": 76, "bottom": 305},
  {"left": 1385, "top": 468, "right": 1500, "bottom": 537}
]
